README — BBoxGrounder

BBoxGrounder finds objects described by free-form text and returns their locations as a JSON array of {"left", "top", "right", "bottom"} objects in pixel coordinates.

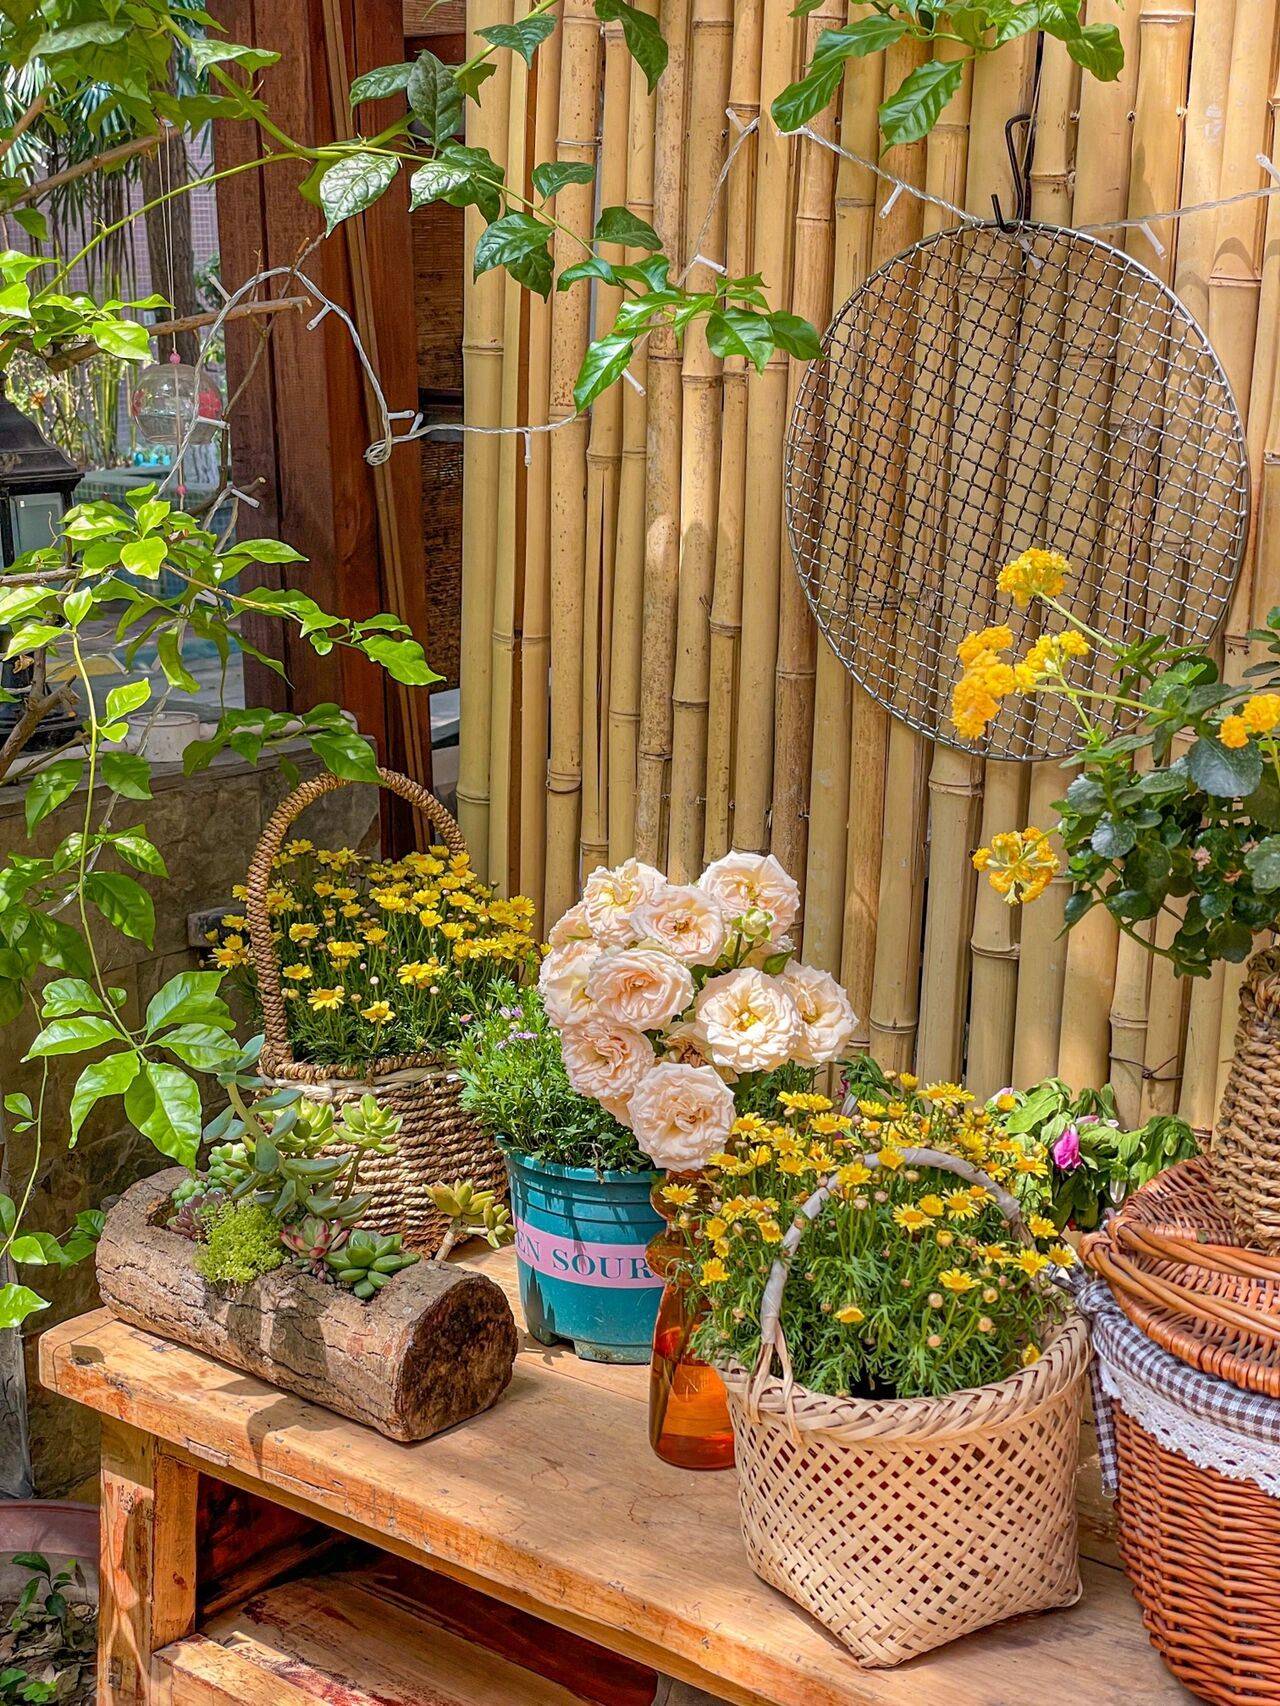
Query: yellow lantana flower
[
  {"left": 972, "top": 826, "right": 1059, "bottom": 906},
  {"left": 997, "top": 546, "right": 1069, "bottom": 607},
  {"left": 1243, "top": 693, "right": 1280, "bottom": 735},
  {"left": 1220, "top": 714, "right": 1249, "bottom": 750}
]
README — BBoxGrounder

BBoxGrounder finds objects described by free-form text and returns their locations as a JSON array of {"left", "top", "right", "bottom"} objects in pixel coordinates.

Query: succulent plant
[
  {"left": 168, "top": 1185, "right": 226, "bottom": 1242},
  {"left": 326, "top": 1228, "right": 418, "bottom": 1300},
  {"left": 426, "top": 1180, "right": 516, "bottom": 1259},
  {"left": 280, "top": 1213, "right": 350, "bottom": 1276}
]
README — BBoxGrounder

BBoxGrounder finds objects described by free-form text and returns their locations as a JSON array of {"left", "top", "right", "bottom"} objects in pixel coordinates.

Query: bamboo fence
[{"left": 459, "top": 0, "right": 1280, "bottom": 1132}]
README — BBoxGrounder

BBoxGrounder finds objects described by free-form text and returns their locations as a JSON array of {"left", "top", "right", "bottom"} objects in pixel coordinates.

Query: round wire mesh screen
[{"left": 785, "top": 222, "right": 1250, "bottom": 760}]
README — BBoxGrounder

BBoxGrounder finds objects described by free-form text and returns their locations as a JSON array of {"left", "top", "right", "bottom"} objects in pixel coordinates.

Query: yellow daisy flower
[{"left": 308, "top": 986, "right": 345, "bottom": 1011}]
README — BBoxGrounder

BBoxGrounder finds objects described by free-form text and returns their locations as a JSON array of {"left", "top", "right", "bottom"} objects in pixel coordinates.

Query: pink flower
[
  {"left": 691, "top": 967, "right": 802, "bottom": 1074},
  {"left": 630, "top": 882, "right": 728, "bottom": 965},
  {"left": 585, "top": 946, "right": 694, "bottom": 1032},
  {"left": 627, "top": 1061, "right": 736, "bottom": 1172},
  {"left": 698, "top": 851, "right": 800, "bottom": 944},
  {"left": 776, "top": 962, "right": 857, "bottom": 1067},
  {"left": 581, "top": 857, "right": 665, "bottom": 946},
  {"left": 1052, "top": 1126, "right": 1082, "bottom": 1172},
  {"left": 560, "top": 1018, "right": 655, "bottom": 1124}
]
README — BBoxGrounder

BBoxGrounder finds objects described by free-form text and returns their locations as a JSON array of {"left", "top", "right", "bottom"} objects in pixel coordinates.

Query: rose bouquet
[{"left": 539, "top": 852, "right": 858, "bottom": 1171}]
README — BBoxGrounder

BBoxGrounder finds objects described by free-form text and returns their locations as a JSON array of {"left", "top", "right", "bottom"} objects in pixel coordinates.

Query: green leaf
[
  {"left": 101, "top": 750, "right": 152, "bottom": 800},
  {"left": 32, "top": 22, "right": 127, "bottom": 53},
  {"left": 1063, "top": 890, "right": 1095, "bottom": 927},
  {"left": 24, "top": 1015, "right": 121, "bottom": 1060},
  {"left": 106, "top": 679, "right": 150, "bottom": 721},
  {"left": 1064, "top": 22, "right": 1125, "bottom": 80},
  {"left": 480, "top": 16, "right": 557, "bottom": 64},
  {"left": 124, "top": 1062, "right": 202, "bottom": 1170},
  {"left": 473, "top": 212, "right": 554, "bottom": 296},
  {"left": 226, "top": 537, "right": 306, "bottom": 564},
  {"left": 4, "top": 1094, "right": 32, "bottom": 1123},
  {"left": 157, "top": 630, "right": 199, "bottom": 692},
  {"left": 768, "top": 311, "right": 822, "bottom": 360},
  {"left": 24, "top": 758, "right": 84, "bottom": 834},
  {"left": 532, "top": 160, "right": 596, "bottom": 201},
  {"left": 456, "top": 61, "right": 498, "bottom": 101},
  {"left": 593, "top": 0, "right": 668, "bottom": 93},
  {"left": 407, "top": 50, "right": 464, "bottom": 144},
  {"left": 40, "top": 977, "right": 104, "bottom": 1019},
  {"left": 350, "top": 62, "right": 416, "bottom": 103},
  {"left": 318, "top": 152, "right": 400, "bottom": 233},
  {"left": 111, "top": 830, "right": 168, "bottom": 878},
  {"left": 144, "top": 970, "right": 231, "bottom": 1034},
  {"left": 1186, "top": 734, "right": 1263, "bottom": 799},
  {"left": 1246, "top": 835, "right": 1280, "bottom": 892},
  {"left": 359, "top": 633, "right": 440, "bottom": 686},
  {"left": 189, "top": 39, "right": 281, "bottom": 72},
  {"left": 12, "top": 207, "right": 48, "bottom": 243},
  {"left": 0, "top": 1285, "right": 48, "bottom": 1330},
  {"left": 90, "top": 318, "right": 152, "bottom": 363},
  {"left": 310, "top": 728, "right": 381, "bottom": 784},
  {"left": 85, "top": 872, "right": 156, "bottom": 948},
  {"left": 1090, "top": 816, "right": 1137, "bottom": 858},
  {"left": 7, "top": 1232, "right": 72, "bottom": 1268},
  {"left": 558, "top": 257, "right": 620, "bottom": 290},
  {"left": 594, "top": 205, "right": 662, "bottom": 251},
  {"left": 573, "top": 333, "right": 637, "bottom": 411},
  {"left": 879, "top": 57, "right": 966, "bottom": 147},
  {"left": 160, "top": 1024, "right": 240, "bottom": 1071},
  {"left": 409, "top": 145, "right": 503, "bottom": 220},
  {"left": 119, "top": 536, "right": 166, "bottom": 579},
  {"left": 706, "top": 308, "right": 775, "bottom": 373}
]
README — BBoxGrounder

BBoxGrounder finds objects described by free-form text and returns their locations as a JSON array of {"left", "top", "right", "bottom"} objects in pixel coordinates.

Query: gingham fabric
[{"left": 1070, "top": 1273, "right": 1280, "bottom": 1496}]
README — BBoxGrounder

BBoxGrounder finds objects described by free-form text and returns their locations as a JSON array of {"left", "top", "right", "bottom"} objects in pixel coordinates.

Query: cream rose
[
  {"left": 547, "top": 898, "right": 593, "bottom": 946},
  {"left": 778, "top": 962, "right": 858, "bottom": 1066},
  {"left": 585, "top": 946, "right": 694, "bottom": 1032},
  {"left": 537, "top": 938, "right": 600, "bottom": 1028},
  {"left": 581, "top": 857, "right": 665, "bottom": 946},
  {"left": 627, "top": 1062, "right": 736, "bottom": 1172},
  {"left": 691, "top": 967, "right": 802, "bottom": 1074},
  {"left": 698, "top": 850, "right": 800, "bottom": 943},
  {"left": 560, "top": 1018, "right": 655, "bottom": 1124},
  {"left": 630, "top": 882, "right": 727, "bottom": 965}
]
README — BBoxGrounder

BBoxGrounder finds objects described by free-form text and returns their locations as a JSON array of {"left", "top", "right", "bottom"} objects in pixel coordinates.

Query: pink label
[{"left": 514, "top": 1218, "right": 661, "bottom": 1289}]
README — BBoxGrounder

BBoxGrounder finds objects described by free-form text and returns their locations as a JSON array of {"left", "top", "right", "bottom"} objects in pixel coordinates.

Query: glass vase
[{"left": 646, "top": 1176, "right": 734, "bottom": 1471}]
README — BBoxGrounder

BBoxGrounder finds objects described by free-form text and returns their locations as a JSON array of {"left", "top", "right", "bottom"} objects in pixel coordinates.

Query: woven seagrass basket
[
  {"left": 1082, "top": 1157, "right": 1280, "bottom": 1399},
  {"left": 1215, "top": 946, "right": 1280, "bottom": 1252},
  {"left": 245, "top": 767, "right": 506, "bottom": 1252},
  {"left": 718, "top": 1147, "right": 1090, "bottom": 1668}
]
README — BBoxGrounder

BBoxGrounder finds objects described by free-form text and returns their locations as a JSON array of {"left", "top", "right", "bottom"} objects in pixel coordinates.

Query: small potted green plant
[{"left": 452, "top": 980, "right": 664, "bottom": 1364}]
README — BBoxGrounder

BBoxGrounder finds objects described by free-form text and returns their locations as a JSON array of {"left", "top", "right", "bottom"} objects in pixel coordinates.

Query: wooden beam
[{"left": 404, "top": 0, "right": 467, "bottom": 35}]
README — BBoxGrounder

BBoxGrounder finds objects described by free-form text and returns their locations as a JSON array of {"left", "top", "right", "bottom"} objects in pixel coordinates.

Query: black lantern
[{"left": 0, "top": 378, "right": 82, "bottom": 750}]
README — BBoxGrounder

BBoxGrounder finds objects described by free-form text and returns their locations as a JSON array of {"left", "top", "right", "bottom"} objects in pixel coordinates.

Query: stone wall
[{"left": 0, "top": 750, "right": 377, "bottom": 1496}]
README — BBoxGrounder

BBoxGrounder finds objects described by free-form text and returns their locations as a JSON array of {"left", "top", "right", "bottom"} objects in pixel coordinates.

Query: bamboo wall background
[{"left": 457, "top": 0, "right": 1280, "bottom": 1130}]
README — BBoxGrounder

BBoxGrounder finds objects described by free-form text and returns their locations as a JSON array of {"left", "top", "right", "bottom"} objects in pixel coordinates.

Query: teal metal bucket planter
[{"left": 501, "top": 1146, "right": 663, "bottom": 1364}]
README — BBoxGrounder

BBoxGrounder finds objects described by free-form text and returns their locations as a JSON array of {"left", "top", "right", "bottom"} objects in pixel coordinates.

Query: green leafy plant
[
  {"left": 994, "top": 1078, "right": 1201, "bottom": 1233},
  {"left": 193, "top": 1198, "right": 283, "bottom": 1285},
  {"left": 326, "top": 1227, "right": 418, "bottom": 1299},
  {"left": 451, "top": 981, "right": 652, "bottom": 1174},
  {"left": 681, "top": 1083, "right": 1070, "bottom": 1402},
  {"left": 425, "top": 1179, "right": 515, "bottom": 1261},
  {"left": 0, "top": 1552, "right": 93, "bottom": 1706},
  {"left": 775, "top": 1, "right": 1124, "bottom": 147}
]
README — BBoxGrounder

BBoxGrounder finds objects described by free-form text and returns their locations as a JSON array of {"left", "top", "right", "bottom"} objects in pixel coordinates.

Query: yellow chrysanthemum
[
  {"left": 997, "top": 546, "right": 1069, "bottom": 607},
  {"left": 213, "top": 942, "right": 248, "bottom": 969},
  {"left": 944, "top": 1190, "right": 979, "bottom": 1221},
  {"left": 1047, "top": 1243, "right": 1077, "bottom": 1267},
  {"left": 1022, "top": 1343, "right": 1041, "bottom": 1367},
  {"left": 917, "top": 1194, "right": 946, "bottom": 1218},
  {"left": 877, "top": 1147, "right": 905, "bottom": 1171},
  {"left": 282, "top": 963, "right": 312, "bottom": 982},
  {"left": 362, "top": 925, "right": 389, "bottom": 945},
  {"left": 700, "top": 1257, "right": 728, "bottom": 1285},
  {"left": 893, "top": 1204, "right": 931, "bottom": 1233},
  {"left": 1008, "top": 1249, "right": 1052, "bottom": 1278},
  {"left": 360, "top": 1001, "right": 394, "bottom": 1023},
  {"left": 835, "top": 1304, "right": 865, "bottom": 1325},
  {"left": 1028, "top": 1214, "right": 1058, "bottom": 1239},
  {"left": 308, "top": 986, "right": 345, "bottom": 1011},
  {"left": 662, "top": 1183, "right": 697, "bottom": 1206},
  {"left": 288, "top": 921, "right": 320, "bottom": 943},
  {"left": 938, "top": 1268, "right": 979, "bottom": 1293}
]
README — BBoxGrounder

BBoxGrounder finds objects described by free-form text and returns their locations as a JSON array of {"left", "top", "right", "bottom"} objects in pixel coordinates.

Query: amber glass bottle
[{"left": 646, "top": 1177, "right": 734, "bottom": 1471}]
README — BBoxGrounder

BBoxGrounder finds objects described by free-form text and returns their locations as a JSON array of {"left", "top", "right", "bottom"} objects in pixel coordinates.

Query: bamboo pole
[
  {"left": 633, "top": 0, "right": 693, "bottom": 866},
  {"left": 579, "top": 21, "right": 633, "bottom": 876},
  {"left": 823, "top": 13, "right": 886, "bottom": 995},
  {"left": 866, "top": 34, "right": 931, "bottom": 1069},
  {"left": 606, "top": 6, "right": 658, "bottom": 864},
  {"left": 488, "top": 31, "right": 532, "bottom": 892},
  {"left": 458, "top": 0, "right": 515, "bottom": 876},
  {"left": 730, "top": 0, "right": 799, "bottom": 854},
  {"left": 543, "top": 0, "right": 602, "bottom": 920},
  {"left": 517, "top": 11, "right": 565, "bottom": 917},
  {"left": 1175, "top": 0, "right": 1238, "bottom": 325},
  {"left": 667, "top": 0, "right": 735, "bottom": 880},
  {"left": 703, "top": 0, "right": 764, "bottom": 866},
  {"left": 771, "top": 0, "right": 841, "bottom": 898}
]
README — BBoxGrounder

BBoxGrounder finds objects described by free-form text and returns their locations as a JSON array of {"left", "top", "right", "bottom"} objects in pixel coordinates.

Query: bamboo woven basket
[
  {"left": 1215, "top": 947, "right": 1280, "bottom": 1252},
  {"left": 1081, "top": 1158, "right": 1280, "bottom": 1399},
  {"left": 718, "top": 1148, "right": 1090, "bottom": 1668},
  {"left": 245, "top": 767, "right": 506, "bottom": 1252},
  {"left": 1110, "top": 1398, "right": 1280, "bottom": 1705}
]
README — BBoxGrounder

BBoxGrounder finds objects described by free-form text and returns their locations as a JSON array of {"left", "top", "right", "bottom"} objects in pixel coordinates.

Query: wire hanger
[{"left": 992, "top": 111, "right": 1034, "bottom": 231}]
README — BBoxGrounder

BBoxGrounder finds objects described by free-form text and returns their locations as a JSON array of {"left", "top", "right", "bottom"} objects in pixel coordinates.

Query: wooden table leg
[{"left": 98, "top": 1418, "right": 198, "bottom": 1704}]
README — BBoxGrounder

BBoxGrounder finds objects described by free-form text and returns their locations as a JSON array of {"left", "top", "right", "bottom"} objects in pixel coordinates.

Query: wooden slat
[
  {"left": 43, "top": 1267, "right": 1188, "bottom": 1706},
  {"left": 404, "top": 0, "right": 466, "bottom": 33}
]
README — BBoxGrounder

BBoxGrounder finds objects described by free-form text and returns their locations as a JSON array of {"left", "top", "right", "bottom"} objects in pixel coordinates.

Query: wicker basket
[
  {"left": 1215, "top": 946, "right": 1280, "bottom": 1252},
  {"left": 718, "top": 1148, "right": 1090, "bottom": 1668},
  {"left": 1081, "top": 1158, "right": 1280, "bottom": 1399},
  {"left": 244, "top": 767, "right": 507, "bottom": 1252}
]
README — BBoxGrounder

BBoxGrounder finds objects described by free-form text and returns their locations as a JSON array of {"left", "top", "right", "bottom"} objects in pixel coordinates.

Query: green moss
[{"left": 194, "top": 1200, "right": 284, "bottom": 1286}]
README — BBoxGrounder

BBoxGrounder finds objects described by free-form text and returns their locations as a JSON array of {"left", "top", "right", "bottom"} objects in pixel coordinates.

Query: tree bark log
[{"left": 96, "top": 1171, "right": 519, "bottom": 1442}]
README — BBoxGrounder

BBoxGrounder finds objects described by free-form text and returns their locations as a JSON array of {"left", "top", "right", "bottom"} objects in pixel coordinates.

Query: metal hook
[{"left": 991, "top": 110, "right": 1034, "bottom": 231}]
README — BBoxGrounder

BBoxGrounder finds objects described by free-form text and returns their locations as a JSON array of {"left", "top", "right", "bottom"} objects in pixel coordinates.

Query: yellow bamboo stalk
[
  {"left": 606, "top": 7, "right": 657, "bottom": 864},
  {"left": 633, "top": 0, "right": 692, "bottom": 866},
  {"left": 668, "top": 0, "right": 734, "bottom": 881},
  {"left": 579, "top": 21, "right": 633, "bottom": 876},
  {"left": 489, "top": 29, "right": 531, "bottom": 893},
  {"left": 771, "top": 0, "right": 841, "bottom": 897},
  {"left": 543, "top": 0, "right": 601, "bottom": 920},
  {"left": 703, "top": 0, "right": 764, "bottom": 866},
  {"left": 1174, "top": 0, "right": 1237, "bottom": 324},
  {"left": 730, "top": 0, "right": 799, "bottom": 853},
  {"left": 517, "top": 14, "right": 565, "bottom": 920},
  {"left": 458, "top": 0, "right": 515, "bottom": 877},
  {"left": 1246, "top": 62, "right": 1280, "bottom": 480}
]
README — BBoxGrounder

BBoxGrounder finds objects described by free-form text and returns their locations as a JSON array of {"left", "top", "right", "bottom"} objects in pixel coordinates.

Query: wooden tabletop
[{"left": 40, "top": 1247, "right": 1193, "bottom": 1706}]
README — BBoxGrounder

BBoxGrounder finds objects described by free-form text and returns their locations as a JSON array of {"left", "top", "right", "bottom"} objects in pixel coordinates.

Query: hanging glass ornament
[{"left": 129, "top": 352, "right": 223, "bottom": 447}]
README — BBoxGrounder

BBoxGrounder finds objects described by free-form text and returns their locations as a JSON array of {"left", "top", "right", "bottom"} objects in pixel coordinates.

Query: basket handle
[
  {"left": 748, "top": 1144, "right": 1033, "bottom": 1420},
  {"left": 245, "top": 767, "right": 466, "bottom": 1070}
]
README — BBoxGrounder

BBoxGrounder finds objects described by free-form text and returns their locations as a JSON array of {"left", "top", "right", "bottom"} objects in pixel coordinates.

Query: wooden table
[{"left": 39, "top": 1246, "right": 1193, "bottom": 1706}]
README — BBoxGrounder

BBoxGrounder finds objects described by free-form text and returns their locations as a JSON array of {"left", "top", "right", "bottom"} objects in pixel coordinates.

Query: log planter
[{"left": 96, "top": 1170, "right": 519, "bottom": 1443}]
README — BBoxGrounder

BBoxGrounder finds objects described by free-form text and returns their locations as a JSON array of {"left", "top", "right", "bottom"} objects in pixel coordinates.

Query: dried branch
[
  {"left": 4, "top": 128, "right": 170, "bottom": 209},
  {"left": 0, "top": 684, "right": 76, "bottom": 784},
  {"left": 0, "top": 95, "right": 49, "bottom": 164}
]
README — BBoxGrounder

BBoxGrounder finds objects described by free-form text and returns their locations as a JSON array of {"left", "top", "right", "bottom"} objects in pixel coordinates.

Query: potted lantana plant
[{"left": 539, "top": 851, "right": 857, "bottom": 1465}]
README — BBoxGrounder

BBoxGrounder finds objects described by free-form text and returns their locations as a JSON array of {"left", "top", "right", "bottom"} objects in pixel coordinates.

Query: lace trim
[{"left": 1096, "top": 1356, "right": 1280, "bottom": 1499}]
